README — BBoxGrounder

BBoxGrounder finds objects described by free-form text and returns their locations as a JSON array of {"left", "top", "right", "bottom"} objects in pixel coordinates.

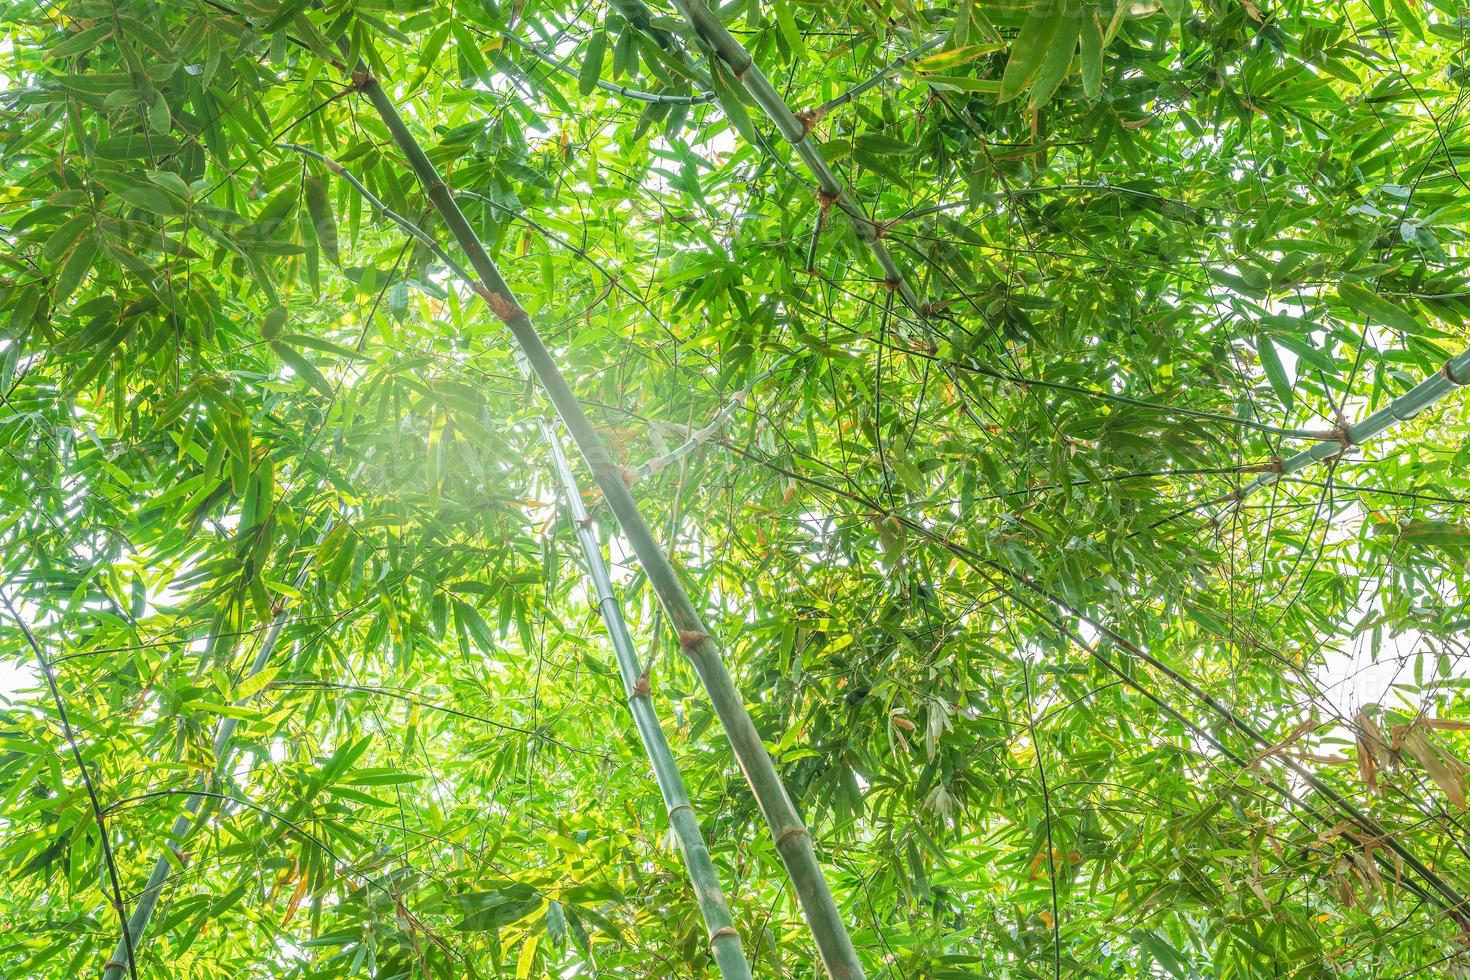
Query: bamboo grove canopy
[{"left": 3, "top": 0, "right": 1470, "bottom": 974}]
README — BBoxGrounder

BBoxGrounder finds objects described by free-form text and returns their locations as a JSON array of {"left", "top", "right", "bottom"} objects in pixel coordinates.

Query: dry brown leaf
[{"left": 1399, "top": 726, "right": 1469, "bottom": 810}]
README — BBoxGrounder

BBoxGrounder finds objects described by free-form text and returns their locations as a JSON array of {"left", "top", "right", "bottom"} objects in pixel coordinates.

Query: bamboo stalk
[
  {"left": 668, "top": 0, "right": 925, "bottom": 332},
  {"left": 814, "top": 33, "right": 947, "bottom": 118},
  {"left": 1222, "top": 349, "right": 1470, "bottom": 509},
  {"left": 101, "top": 522, "right": 330, "bottom": 980},
  {"left": 350, "top": 59, "right": 867, "bottom": 980},
  {"left": 540, "top": 418, "right": 751, "bottom": 979}
]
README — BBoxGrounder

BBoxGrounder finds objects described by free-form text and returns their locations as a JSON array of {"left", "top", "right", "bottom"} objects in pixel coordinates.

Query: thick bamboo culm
[
  {"left": 102, "top": 522, "right": 331, "bottom": 980},
  {"left": 539, "top": 418, "right": 752, "bottom": 978},
  {"left": 349, "top": 52, "right": 868, "bottom": 980}
]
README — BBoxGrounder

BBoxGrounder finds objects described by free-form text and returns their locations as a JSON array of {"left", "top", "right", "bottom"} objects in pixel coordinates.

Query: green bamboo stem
[
  {"left": 350, "top": 60, "right": 866, "bottom": 980},
  {"left": 288, "top": 136, "right": 750, "bottom": 975},
  {"left": 101, "top": 521, "right": 331, "bottom": 980},
  {"left": 539, "top": 417, "right": 751, "bottom": 979},
  {"left": 668, "top": 0, "right": 924, "bottom": 333},
  {"left": 1223, "top": 348, "right": 1470, "bottom": 509}
]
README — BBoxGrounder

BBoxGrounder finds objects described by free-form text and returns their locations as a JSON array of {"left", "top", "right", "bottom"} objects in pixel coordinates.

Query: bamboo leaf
[
  {"left": 1000, "top": 0, "right": 1066, "bottom": 101},
  {"left": 578, "top": 31, "right": 608, "bottom": 96},
  {"left": 1079, "top": 6, "right": 1103, "bottom": 98},
  {"left": 270, "top": 341, "right": 336, "bottom": 399},
  {"left": 1256, "top": 333, "right": 1294, "bottom": 410},
  {"left": 1338, "top": 282, "right": 1420, "bottom": 335}
]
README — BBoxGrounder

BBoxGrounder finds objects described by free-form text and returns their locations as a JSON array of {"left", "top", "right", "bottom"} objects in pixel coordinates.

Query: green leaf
[
  {"left": 304, "top": 175, "right": 340, "bottom": 266},
  {"left": 1001, "top": 0, "right": 1066, "bottom": 102},
  {"left": 1338, "top": 282, "right": 1420, "bottom": 335},
  {"left": 234, "top": 666, "right": 280, "bottom": 701},
  {"left": 1028, "top": 2, "right": 1082, "bottom": 109},
  {"left": 578, "top": 31, "right": 608, "bottom": 96},
  {"left": 1256, "top": 333, "right": 1294, "bottom": 410},
  {"left": 55, "top": 234, "right": 98, "bottom": 306},
  {"left": 270, "top": 341, "right": 335, "bottom": 399},
  {"left": 1079, "top": 6, "right": 1103, "bottom": 99}
]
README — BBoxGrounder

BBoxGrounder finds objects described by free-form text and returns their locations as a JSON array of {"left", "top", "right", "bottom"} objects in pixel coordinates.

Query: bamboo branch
[
  {"left": 814, "top": 33, "right": 947, "bottom": 118},
  {"left": 669, "top": 0, "right": 926, "bottom": 340},
  {"left": 1215, "top": 348, "right": 1470, "bottom": 513},
  {"left": 541, "top": 418, "right": 751, "bottom": 978},
  {"left": 347, "top": 54, "right": 868, "bottom": 980},
  {"left": 625, "top": 356, "right": 787, "bottom": 483},
  {"left": 100, "top": 521, "right": 331, "bottom": 980}
]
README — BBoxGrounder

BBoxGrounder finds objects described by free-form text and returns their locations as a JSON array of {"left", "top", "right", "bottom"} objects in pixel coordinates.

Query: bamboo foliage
[
  {"left": 99, "top": 522, "right": 332, "bottom": 980},
  {"left": 6, "top": 0, "right": 1470, "bottom": 976}
]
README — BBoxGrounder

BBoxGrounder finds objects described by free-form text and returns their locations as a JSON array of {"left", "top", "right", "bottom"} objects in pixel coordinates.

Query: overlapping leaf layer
[{"left": 2, "top": 0, "right": 1470, "bottom": 975}]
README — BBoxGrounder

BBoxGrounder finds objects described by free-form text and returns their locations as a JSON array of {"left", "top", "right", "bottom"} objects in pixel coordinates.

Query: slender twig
[
  {"left": 814, "top": 33, "right": 947, "bottom": 118},
  {"left": 1208, "top": 348, "right": 1470, "bottom": 515},
  {"left": 0, "top": 588, "right": 139, "bottom": 980}
]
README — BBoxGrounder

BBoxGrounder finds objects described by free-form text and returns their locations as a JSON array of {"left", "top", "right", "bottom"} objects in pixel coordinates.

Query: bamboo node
[
  {"left": 678, "top": 629, "right": 710, "bottom": 651},
  {"left": 620, "top": 465, "right": 640, "bottom": 487},
  {"left": 794, "top": 106, "right": 825, "bottom": 139},
  {"left": 349, "top": 69, "right": 374, "bottom": 91},
  {"left": 872, "top": 220, "right": 890, "bottom": 240},
  {"left": 734, "top": 56, "right": 753, "bottom": 81},
  {"left": 427, "top": 181, "right": 448, "bottom": 196},
  {"left": 1444, "top": 359, "right": 1469, "bottom": 386},
  {"left": 816, "top": 188, "right": 839, "bottom": 212},
  {"left": 774, "top": 824, "right": 810, "bottom": 849},
  {"left": 668, "top": 802, "right": 694, "bottom": 818},
  {"left": 481, "top": 289, "right": 524, "bottom": 323},
  {"left": 1329, "top": 424, "right": 1355, "bottom": 449},
  {"left": 731, "top": 389, "right": 748, "bottom": 404},
  {"left": 709, "top": 925, "right": 741, "bottom": 944},
  {"left": 882, "top": 278, "right": 901, "bottom": 293},
  {"left": 576, "top": 516, "right": 595, "bottom": 530},
  {"left": 647, "top": 457, "right": 667, "bottom": 475},
  {"left": 1269, "top": 457, "right": 1284, "bottom": 474},
  {"left": 104, "top": 963, "right": 127, "bottom": 972},
  {"left": 693, "top": 428, "right": 711, "bottom": 445},
  {"left": 632, "top": 672, "right": 651, "bottom": 696}
]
